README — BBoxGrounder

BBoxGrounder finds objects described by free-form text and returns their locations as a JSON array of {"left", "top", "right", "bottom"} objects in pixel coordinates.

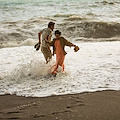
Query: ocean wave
[
  {"left": 0, "top": 31, "right": 30, "bottom": 42},
  {"left": 0, "top": 38, "right": 37, "bottom": 48},
  {"left": 0, "top": 17, "right": 120, "bottom": 48},
  {"left": 64, "top": 15, "right": 90, "bottom": 21},
  {"left": 0, "top": 17, "right": 55, "bottom": 43},
  {"left": 54, "top": 14, "right": 92, "bottom": 21},
  {"left": 58, "top": 21, "right": 120, "bottom": 38},
  {"left": 53, "top": 14, "right": 75, "bottom": 18},
  {"left": 86, "top": 12, "right": 98, "bottom": 17},
  {"left": 74, "top": 37, "right": 120, "bottom": 42},
  {"left": 95, "top": 1, "right": 120, "bottom": 5}
]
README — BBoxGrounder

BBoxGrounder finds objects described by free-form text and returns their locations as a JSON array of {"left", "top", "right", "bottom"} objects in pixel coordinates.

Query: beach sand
[{"left": 0, "top": 90, "right": 120, "bottom": 120}]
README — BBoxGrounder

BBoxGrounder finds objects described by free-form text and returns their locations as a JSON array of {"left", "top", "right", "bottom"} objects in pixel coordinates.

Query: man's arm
[{"left": 38, "top": 32, "right": 42, "bottom": 44}]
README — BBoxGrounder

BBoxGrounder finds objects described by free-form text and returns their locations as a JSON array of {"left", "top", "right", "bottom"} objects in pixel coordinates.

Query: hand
[
  {"left": 73, "top": 44, "right": 76, "bottom": 47},
  {"left": 74, "top": 45, "right": 79, "bottom": 52}
]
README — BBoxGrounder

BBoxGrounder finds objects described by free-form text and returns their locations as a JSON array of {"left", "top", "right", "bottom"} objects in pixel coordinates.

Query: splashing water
[{"left": 0, "top": 42, "right": 120, "bottom": 97}]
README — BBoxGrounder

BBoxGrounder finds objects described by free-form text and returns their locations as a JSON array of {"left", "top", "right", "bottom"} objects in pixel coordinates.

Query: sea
[{"left": 0, "top": 0, "right": 120, "bottom": 97}]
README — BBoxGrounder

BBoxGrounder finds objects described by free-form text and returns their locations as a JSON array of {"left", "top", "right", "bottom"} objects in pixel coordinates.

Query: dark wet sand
[{"left": 0, "top": 90, "right": 120, "bottom": 120}]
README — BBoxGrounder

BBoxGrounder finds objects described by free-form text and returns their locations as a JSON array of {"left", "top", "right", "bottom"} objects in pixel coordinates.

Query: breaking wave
[
  {"left": 58, "top": 21, "right": 120, "bottom": 38},
  {"left": 0, "top": 16, "right": 120, "bottom": 48},
  {"left": 53, "top": 14, "right": 75, "bottom": 18},
  {"left": 0, "top": 38, "right": 37, "bottom": 48},
  {"left": 64, "top": 15, "right": 90, "bottom": 21},
  {"left": 0, "top": 17, "right": 55, "bottom": 42},
  {"left": 95, "top": 1, "right": 120, "bottom": 5}
]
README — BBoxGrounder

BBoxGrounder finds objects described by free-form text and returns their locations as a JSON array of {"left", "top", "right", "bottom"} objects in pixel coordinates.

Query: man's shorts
[{"left": 41, "top": 46, "right": 52, "bottom": 62}]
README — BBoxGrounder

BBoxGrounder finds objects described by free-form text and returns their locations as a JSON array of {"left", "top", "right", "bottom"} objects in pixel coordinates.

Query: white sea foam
[
  {"left": 0, "top": 0, "right": 120, "bottom": 97},
  {"left": 0, "top": 38, "right": 37, "bottom": 48},
  {"left": 0, "top": 42, "right": 120, "bottom": 97}
]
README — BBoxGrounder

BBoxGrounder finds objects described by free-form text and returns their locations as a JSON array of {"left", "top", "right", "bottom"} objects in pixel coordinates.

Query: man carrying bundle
[{"left": 37, "top": 22, "right": 55, "bottom": 63}]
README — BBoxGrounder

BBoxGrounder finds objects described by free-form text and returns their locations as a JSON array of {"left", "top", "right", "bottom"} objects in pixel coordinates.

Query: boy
[{"left": 48, "top": 30, "right": 79, "bottom": 75}]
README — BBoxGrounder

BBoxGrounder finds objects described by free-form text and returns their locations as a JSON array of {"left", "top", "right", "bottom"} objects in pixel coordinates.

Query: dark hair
[
  {"left": 48, "top": 22, "right": 55, "bottom": 28},
  {"left": 55, "top": 30, "right": 61, "bottom": 35}
]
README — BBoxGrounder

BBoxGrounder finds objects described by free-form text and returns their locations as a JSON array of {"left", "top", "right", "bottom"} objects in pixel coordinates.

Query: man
[{"left": 38, "top": 22, "right": 55, "bottom": 63}]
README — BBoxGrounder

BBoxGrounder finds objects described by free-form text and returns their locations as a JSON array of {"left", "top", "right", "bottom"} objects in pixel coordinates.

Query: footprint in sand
[{"left": 7, "top": 111, "right": 21, "bottom": 114}]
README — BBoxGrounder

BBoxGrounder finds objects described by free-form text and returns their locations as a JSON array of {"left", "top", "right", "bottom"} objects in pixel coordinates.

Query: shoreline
[{"left": 0, "top": 90, "right": 120, "bottom": 120}]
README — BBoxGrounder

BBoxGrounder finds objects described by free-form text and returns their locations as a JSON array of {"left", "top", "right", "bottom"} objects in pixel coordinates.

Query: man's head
[
  {"left": 55, "top": 30, "right": 61, "bottom": 39},
  {"left": 48, "top": 22, "right": 55, "bottom": 31}
]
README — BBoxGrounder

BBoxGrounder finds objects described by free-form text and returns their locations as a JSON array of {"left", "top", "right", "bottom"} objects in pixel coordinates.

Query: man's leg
[{"left": 41, "top": 47, "right": 52, "bottom": 64}]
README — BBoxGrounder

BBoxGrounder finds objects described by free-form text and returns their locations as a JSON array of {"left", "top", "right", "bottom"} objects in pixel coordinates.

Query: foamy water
[
  {"left": 0, "top": 42, "right": 120, "bottom": 97},
  {"left": 0, "top": 0, "right": 120, "bottom": 97}
]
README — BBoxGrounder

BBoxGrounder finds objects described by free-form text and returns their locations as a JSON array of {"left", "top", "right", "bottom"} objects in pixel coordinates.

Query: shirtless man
[{"left": 38, "top": 22, "right": 55, "bottom": 63}]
